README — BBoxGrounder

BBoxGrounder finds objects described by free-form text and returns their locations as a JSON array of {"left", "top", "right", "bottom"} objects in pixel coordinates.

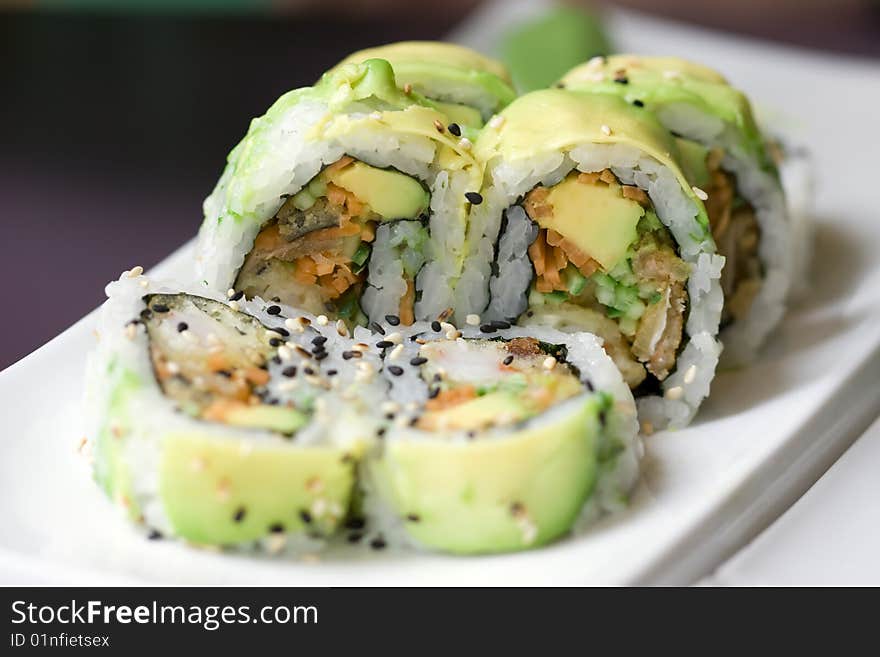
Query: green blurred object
[{"left": 500, "top": 4, "right": 612, "bottom": 93}]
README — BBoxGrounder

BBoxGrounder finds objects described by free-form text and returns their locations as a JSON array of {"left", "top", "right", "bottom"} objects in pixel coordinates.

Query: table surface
[{"left": 1, "top": 3, "right": 879, "bottom": 370}]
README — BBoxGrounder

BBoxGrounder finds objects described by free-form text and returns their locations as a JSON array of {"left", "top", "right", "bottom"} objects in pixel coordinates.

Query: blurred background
[{"left": 1, "top": 0, "right": 878, "bottom": 370}]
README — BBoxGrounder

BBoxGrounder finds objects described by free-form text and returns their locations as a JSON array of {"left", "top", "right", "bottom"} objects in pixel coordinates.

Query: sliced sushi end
[
  {"left": 159, "top": 431, "right": 358, "bottom": 546},
  {"left": 233, "top": 157, "right": 430, "bottom": 322},
  {"left": 369, "top": 394, "right": 602, "bottom": 554}
]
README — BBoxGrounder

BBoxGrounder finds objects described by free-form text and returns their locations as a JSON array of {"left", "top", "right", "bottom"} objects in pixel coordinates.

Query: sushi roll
[
  {"left": 561, "top": 55, "right": 791, "bottom": 365},
  {"left": 84, "top": 272, "right": 384, "bottom": 549},
  {"left": 359, "top": 322, "right": 641, "bottom": 554},
  {"left": 459, "top": 89, "right": 725, "bottom": 430},
  {"left": 327, "top": 41, "right": 517, "bottom": 128},
  {"left": 197, "top": 58, "right": 483, "bottom": 328}
]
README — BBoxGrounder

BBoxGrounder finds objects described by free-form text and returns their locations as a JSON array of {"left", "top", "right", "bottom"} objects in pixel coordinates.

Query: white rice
[{"left": 657, "top": 102, "right": 793, "bottom": 366}]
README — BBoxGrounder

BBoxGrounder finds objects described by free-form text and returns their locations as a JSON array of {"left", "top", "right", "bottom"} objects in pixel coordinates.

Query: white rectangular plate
[{"left": 1, "top": 7, "right": 879, "bottom": 585}]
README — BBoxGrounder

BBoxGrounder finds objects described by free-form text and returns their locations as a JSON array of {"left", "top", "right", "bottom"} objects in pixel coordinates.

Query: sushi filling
[
  {"left": 513, "top": 169, "right": 690, "bottom": 389},
  {"left": 142, "top": 294, "right": 308, "bottom": 435},
  {"left": 702, "top": 148, "right": 762, "bottom": 327},
  {"left": 414, "top": 337, "right": 584, "bottom": 432},
  {"left": 234, "top": 157, "right": 430, "bottom": 324}
]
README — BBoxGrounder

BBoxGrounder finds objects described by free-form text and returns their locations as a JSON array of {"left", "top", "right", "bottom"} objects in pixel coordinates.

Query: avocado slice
[
  {"left": 367, "top": 395, "right": 602, "bottom": 554},
  {"left": 430, "top": 100, "right": 484, "bottom": 129},
  {"left": 224, "top": 404, "right": 309, "bottom": 435},
  {"left": 418, "top": 391, "right": 527, "bottom": 432},
  {"left": 674, "top": 137, "right": 711, "bottom": 188},
  {"left": 327, "top": 162, "right": 429, "bottom": 221},
  {"left": 538, "top": 174, "right": 645, "bottom": 272},
  {"left": 160, "top": 431, "right": 359, "bottom": 545}
]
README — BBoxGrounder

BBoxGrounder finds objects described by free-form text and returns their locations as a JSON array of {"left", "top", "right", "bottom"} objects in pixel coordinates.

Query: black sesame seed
[
  {"left": 465, "top": 191, "right": 483, "bottom": 205},
  {"left": 348, "top": 532, "right": 364, "bottom": 544},
  {"left": 503, "top": 355, "right": 514, "bottom": 366},
  {"left": 342, "top": 351, "right": 356, "bottom": 360},
  {"left": 584, "top": 379, "right": 594, "bottom": 392},
  {"left": 269, "top": 522, "right": 285, "bottom": 533},
  {"left": 370, "top": 322, "right": 386, "bottom": 335},
  {"left": 269, "top": 338, "right": 283, "bottom": 347},
  {"left": 147, "top": 529, "right": 163, "bottom": 540},
  {"left": 376, "top": 340, "right": 393, "bottom": 349},
  {"left": 479, "top": 324, "right": 497, "bottom": 333},
  {"left": 345, "top": 516, "right": 366, "bottom": 530},
  {"left": 405, "top": 513, "right": 420, "bottom": 522},
  {"left": 217, "top": 369, "right": 232, "bottom": 378},
  {"left": 384, "top": 314, "right": 401, "bottom": 326},
  {"left": 428, "top": 386, "right": 440, "bottom": 399},
  {"left": 275, "top": 327, "right": 290, "bottom": 337},
  {"left": 326, "top": 369, "right": 337, "bottom": 376},
  {"left": 176, "top": 322, "right": 188, "bottom": 332},
  {"left": 409, "top": 357, "right": 428, "bottom": 366},
  {"left": 140, "top": 309, "right": 152, "bottom": 321},
  {"left": 233, "top": 507, "right": 247, "bottom": 523},
  {"left": 230, "top": 290, "right": 244, "bottom": 301},
  {"left": 431, "top": 320, "right": 441, "bottom": 332},
  {"left": 447, "top": 122, "right": 461, "bottom": 137},
  {"left": 377, "top": 427, "right": 387, "bottom": 438},
  {"left": 299, "top": 510, "right": 313, "bottom": 524},
  {"left": 632, "top": 99, "right": 645, "bottom": 107},
  {"left": 282, "top": 366, "right": 297, "bottom": 378},
  {"left": 272, "top": 356, "right": 282, "bottom": 365},
  {"left": 370, "top": 536, "right": 387, "bottom": 550},
  {"left": 312, "top": 335, "right": 328, "bottom": 346},
  {"left": 491, "top": 320, "right": 511, "bottom": 329},
  {"left": 304, "top": 366, "right": 315, "bottom": 376},
  {"left": 599, "top": 409, "right": 607, "bottom": 427},
  {"left": 614, "top": 76, "right": 629, "bottom": 84},
  {"left": 388, "top": 365, "right": 404, "bottom": 376},
  {"left": 152, "top": 304, "right": 170, "bottom": 313},
  {"left": 314, "top": 352, "right": 329, "bottom": 361},
  {"left": 267, "top": 305, "right": 281, "bottom": 315}
]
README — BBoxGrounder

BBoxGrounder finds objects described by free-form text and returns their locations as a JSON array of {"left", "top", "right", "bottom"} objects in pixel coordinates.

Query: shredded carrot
[
  {"left": 399, "top": 279, "right": 415, "bottom": 325},
  {"left": 360, "top": 222, "right": 376, "bottom": 243},
  {"left": 243, "top": 367, "right": 270, "bottom": 386},
  {"left": 424, "top": 385, "right": 478, "bottom": 412},
  {"left": 207, "top": 353, "right": 230, "bottom": 372},
  {"left": 201, "top": 399, "right": 242, "bottom": 422},
  {"left": 324, "top": 156, "right": 354, "bottom": 175},
  {"left": 253, "top": 224, "right": 283, "bottom": 252}
]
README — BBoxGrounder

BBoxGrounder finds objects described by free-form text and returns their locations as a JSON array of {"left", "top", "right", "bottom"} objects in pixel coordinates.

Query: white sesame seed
[
  {"left": 692, "top": 186, "right": 709, "bottom": 201},
  {"left": 226, "top": 288, "right": 236, "bottom": 298},
  {"left": 278, "top": 345, "right": 293, "bottom": 361},
  {"left": 684, "top": 364, "right": 697, "bottom": 384},
  {"left": 488, "top": 115, "right": 505, "bottom": 129},
  {"left": 465, "top": 313, "right": 480, "bottom": 326},
  {"left": 266, "top": 330, "right": 283, "bottom": 340},
  {"left": 665, "top": 386, "right": 684, "bottom": 401},
  {"left": 139, "top": 279, "right": 150, "bottom": 288},
  {"left": 386, "top": 331, "right": 403, "bottom": 344},
  {"left": 316, "top": 315, "right": 328, "bottom": 326},
  {"left": 266, "top": 534, "right": 287, "bottom": 555},
  {"left": 458, "top": 137, "right": 473, "bottom": 150},
  {"left": 284, "top": 318, "right": 298, "bottom": 331},
  {"left": 124, "top": 323, "right": 137, "bottom": 340},
  {"left": 445, "top": 330, "right": 460, "bottom": 340},
  {"left": 587, "top": 55, "right": 604, "bottom": 68},
  {"left": 336, "top": 319, "right": 349, "bottom": 337},
  {"left": 228, "top": 300, "right": 240, "bottom": 311},
  {"left": 305, "top": 375, "right": 323, "bottom": 387},
  {"left": 278, "top": 380, "right": 298, "bottom": 393},
  {"left": 166, "top": 361, "right": 180, "bottom": 375},
  {"left": 352, "top": 343, "right": 368, "bottom": 352},
  {"left": 600, "top": 124, "right": 612, "bottom": 136},
  {"left": 542, "top": 356, "right": 557, "bottom": 370},
  {"left": 127, "top": 265, "right": 144, "bottom": 278},
  {"left": 440, "top": 321, "right": 455, "bottom": 333},
  {"left": 388, "top": 344, "right": 405, "bottom": 360},
  {"left": 380, "top": 401, "right": 400, "bottom": 414}
]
